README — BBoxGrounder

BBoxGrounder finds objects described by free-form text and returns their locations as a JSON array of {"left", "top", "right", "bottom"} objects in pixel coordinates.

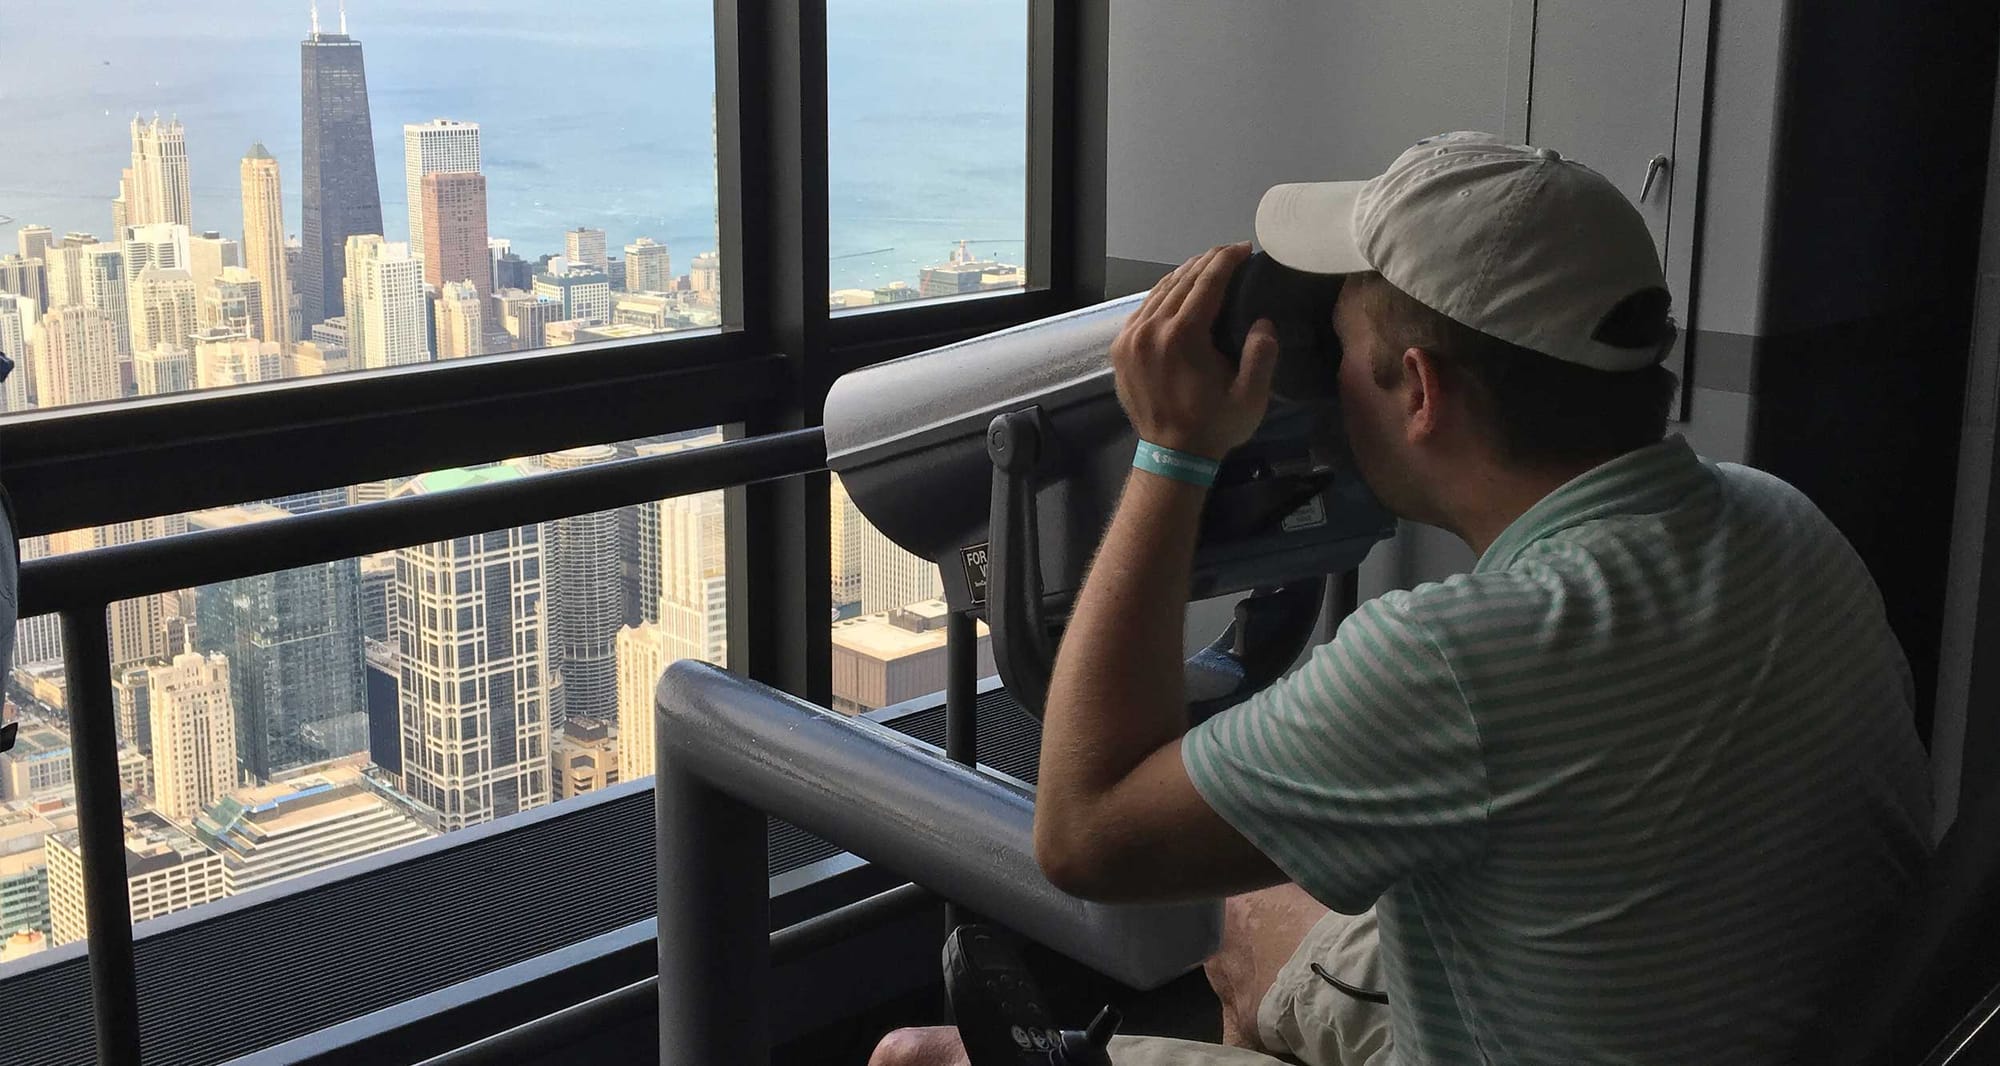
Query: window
[
  {"left": 0, "top": 1, "right": 720, "bottom": 415},
  {"left": 826, "top": 1, "right": 1029, "bottom": 310},
  {"left": 0, "top": 430, "right": 734, "bottom": 981}
]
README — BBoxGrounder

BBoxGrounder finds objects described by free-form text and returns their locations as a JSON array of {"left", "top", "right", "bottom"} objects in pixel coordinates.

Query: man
[{"left": 872, "top": 132, "right": 1932, "bottom": 1064}]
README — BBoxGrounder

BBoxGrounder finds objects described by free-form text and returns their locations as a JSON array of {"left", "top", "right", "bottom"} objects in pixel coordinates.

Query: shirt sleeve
[{"left": 1182, "top": 593, "right": 1489, "bottom": 913}]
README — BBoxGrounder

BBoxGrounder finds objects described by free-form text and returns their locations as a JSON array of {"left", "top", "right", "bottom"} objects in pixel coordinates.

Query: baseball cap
[{"left": 1254, "top": 131, "right": 1675, "bottom": 372}]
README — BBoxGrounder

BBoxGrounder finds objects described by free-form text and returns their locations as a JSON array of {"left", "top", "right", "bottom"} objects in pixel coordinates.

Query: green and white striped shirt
[{"left": 1184, "top": 435, "right": 1932, "bottom": 1064}]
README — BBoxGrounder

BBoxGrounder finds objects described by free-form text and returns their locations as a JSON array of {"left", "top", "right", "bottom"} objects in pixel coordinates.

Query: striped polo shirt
[{"left": 1183, "top": 435, "right": 1933, "bottom": 1064}]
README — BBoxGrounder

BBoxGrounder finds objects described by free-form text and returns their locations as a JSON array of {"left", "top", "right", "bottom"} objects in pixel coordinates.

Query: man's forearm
[{"left": 1038, "top": 470, "right": 1207, "bottom": 816}]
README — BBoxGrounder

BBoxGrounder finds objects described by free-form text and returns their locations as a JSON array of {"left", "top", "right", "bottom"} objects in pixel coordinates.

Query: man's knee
[
  {"left": 868, "top": 1025, "right": 970, "bottom": 1066},
  {"left": 1203, "top": 884, "right": 1330, "bottom": 1049}
]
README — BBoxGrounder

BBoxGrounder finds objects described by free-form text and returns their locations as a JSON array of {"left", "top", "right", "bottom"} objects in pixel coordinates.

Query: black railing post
[
  {"left": 944, "top": 609, "right": 980, "bottom": 931},
  {"left": 62, "top": 605, "right": 142, "bottom": 1066},
  {"left": 655, "top": 745, "right": 771, "bottom": 1065}
]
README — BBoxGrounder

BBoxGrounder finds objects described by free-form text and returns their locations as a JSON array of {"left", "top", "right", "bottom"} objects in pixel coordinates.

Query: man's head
[{"left": 1256, "top": 132, "right": 1679, "bottom": 528}]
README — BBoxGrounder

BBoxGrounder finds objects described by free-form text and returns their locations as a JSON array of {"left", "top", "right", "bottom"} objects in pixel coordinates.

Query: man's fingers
[
  {"left": 1177, "top": 241, "right": 1252, "bottom": 332},
  {"left": 1232, "top": 317, "right": 1281, "bottom": 407},
  {"left": 1137, "top": 252, "right": 1198, "bottom": 322},
  {"left": 1155, "top": 245, "right": 1223, "bottom": 323}
]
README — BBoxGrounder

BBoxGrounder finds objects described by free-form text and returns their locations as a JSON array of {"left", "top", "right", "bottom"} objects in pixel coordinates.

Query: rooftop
[{"left": 830, "top": 599, "right": 988, "bottom": 661}]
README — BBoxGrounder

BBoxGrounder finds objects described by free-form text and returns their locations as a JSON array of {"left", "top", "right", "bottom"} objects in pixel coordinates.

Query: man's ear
[{"left": 1402, "top": 345, "right": 1444, "bottom": 442}]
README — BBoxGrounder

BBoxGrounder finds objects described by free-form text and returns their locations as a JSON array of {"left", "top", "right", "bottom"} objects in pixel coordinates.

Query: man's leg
[{"left": 870, "top": 883, "right": 1387, "bottom": 1066}]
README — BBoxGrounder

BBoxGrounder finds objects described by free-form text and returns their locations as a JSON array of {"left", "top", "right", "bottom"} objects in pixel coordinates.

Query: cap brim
[{"left": 1255, "top": 181, "right": 1371, "bottom": 275}]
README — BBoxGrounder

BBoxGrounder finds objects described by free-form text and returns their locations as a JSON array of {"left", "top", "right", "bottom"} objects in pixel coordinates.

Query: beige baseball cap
[{"left": 1254, "top": 131, "right": 1675, "bottom": 372}]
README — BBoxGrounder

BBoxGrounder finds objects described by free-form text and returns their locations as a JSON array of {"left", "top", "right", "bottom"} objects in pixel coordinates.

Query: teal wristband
[{"left": 1133, "top": 440, "right": 1221, "bottom": 487}]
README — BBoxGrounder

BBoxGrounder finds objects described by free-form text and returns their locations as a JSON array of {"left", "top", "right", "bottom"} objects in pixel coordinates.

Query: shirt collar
[{"left": 1474, "top": 435, "right": 1710, "bottom": 573}]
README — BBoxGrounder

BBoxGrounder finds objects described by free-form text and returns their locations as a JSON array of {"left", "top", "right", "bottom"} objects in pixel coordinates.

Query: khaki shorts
[{"left": 1107, "top": 909, "right": 1394, "bottom": 1066}]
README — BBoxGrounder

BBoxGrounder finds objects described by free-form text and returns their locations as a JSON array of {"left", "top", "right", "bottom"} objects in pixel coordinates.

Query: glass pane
[
  {"left": 0, "top": 0, "right": 719, "bottom": 414},
  {"left": 826, "top": 1, "right": 1029, "bottom": 310},
  {"left": 0, "top": 430, "right": 728, "bottom": 984}
]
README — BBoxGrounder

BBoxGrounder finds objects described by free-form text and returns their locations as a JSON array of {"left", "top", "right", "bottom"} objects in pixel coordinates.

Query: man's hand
[{"left": 1113, "top": 241, "right": 1281, "bottom": 459}]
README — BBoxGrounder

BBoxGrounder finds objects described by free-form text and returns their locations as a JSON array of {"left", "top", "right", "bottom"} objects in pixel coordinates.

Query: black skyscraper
[{"left": 300, "top": 20, "right": 383, "bottom": 328}]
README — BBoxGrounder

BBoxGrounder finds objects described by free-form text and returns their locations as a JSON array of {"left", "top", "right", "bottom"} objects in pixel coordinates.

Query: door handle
[{"left": 1640, "top": 154, "right": 1670, "bottom": 202}]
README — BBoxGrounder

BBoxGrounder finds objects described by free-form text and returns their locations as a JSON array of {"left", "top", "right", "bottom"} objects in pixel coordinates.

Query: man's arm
[{"left": 1032, "top": 242, "right": 1288, "bottom": 903}]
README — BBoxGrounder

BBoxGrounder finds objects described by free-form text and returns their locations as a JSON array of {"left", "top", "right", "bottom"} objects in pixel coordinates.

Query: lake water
[{"left": 0, "top": 0, "right": 1029, "bottom": 292}]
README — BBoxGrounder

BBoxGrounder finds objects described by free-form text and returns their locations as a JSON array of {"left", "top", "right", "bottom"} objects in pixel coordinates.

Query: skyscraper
[
  {"left": 859, "top": 518, "right": 943, "bottom": 614},
  {"left": 615, "top": 621, "right": 670, "bottom": 779},
  {"left": 434, "top": 280, "right": 483, "bottom": 360},
  {"left": 186, "top": 230, "right": 241, "bottom": 322},
  {"left": 657, "top": 471, "right": 729, "bottom": 664},
  {"left": 624, "top": 238, "right": 671, "bottom": 293},
  {"left": 147, "top": 651, "right": 238, "bottom": 824},
  {"left": 240, "top": 143, "right": 292, "bottom": 349},
  {"left": 391, "top": 465, "right": 551, "bottom": 830},
  {"left": 134, "top": 345, "right": 194, "bottom": 397},
  {"left": 565, "top": 228, "right": 608, "bottom": 273},
  {"left": 191, "top": 330, "right": 284, "bottom": 390},
  {"left": 419, "top": 171, "right": 491, "bottom": 305},
  {"left": 342, "top": 236, "right": 428, "bottom": 368},
  {"left": 129, "top": 115, "right": 193, "bottom": 229},
  {"left": 403, "top": 119, "right": 481, "bottom": 261},
  {"left": 0, "top": 256, "right": 47, "bottom": 317},
  {"left": 0, "top": 295, "right": 38, "bottom": 411},
  {"left": 33, "top": 306, "right": 121, "bottom": 407},
  {"left": 121, "top": 223, "right": 188, "bottom": 361},
  {"left": 80, "top": 243, "right": 132, "bottom": 360},
  {"left": 190, "top": 504, "right": 368, "bottom": 780},
  {"left": 541, "top": 446, "right": 624, "bottom": 728},
  {"left": 830, "top": 474, "right": 865, "bottom": 618},
  {"left": 493, "top": 288, "right": 560, "bottom": 350},
  {"left": 301, "top": 11, "right": 383, "bottom": 328},
  {"left": 131, "top": 267, "right": 198, "bottom": 356},
  {"left": 42, "top": 233, "right": 98, "bottom": 311},
  {"left": 206, "top": 266, "right": 266, "bottom": 340},
  {"left": 17, "top": 226, "right": 53, "bottom": 263}
]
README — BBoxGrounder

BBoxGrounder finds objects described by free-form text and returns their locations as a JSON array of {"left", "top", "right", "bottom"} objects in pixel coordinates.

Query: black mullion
[
  {"left": 1032, "top": 0, "right": 1110, "bottom": 308},
  {"left": 721, "top": 0, "right": 832, "bottom": 703}
]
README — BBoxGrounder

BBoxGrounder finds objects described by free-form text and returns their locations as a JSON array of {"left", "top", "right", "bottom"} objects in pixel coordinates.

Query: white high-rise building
[
  {"left": 830, "top": 474, "right": 865, "bottom": 616},
  {"left": 33, "top": 305, "right": 121, "bottom": 408},
  {"left": 135, "top": 345, "right": 195, "bottom": 397},
  {"left": 130, "top": 266, "right": 198, "bottom": 355},
  {"left": 434, "top": 279, "right": 484, "bottom": 359},
  {"left": 343, "top": 236, "right": 429, "bottom": 369},
  {"left": 659, "top": 488, "right": 729, "bottom": 667},
  {"left": 121, "top": 222, "right": 189, "bottom": 357},
  {"left": 541, "top": 446, "right": 625, "bottom": 728},
  {"left": 129, "top": 115, "right": 193, "bottom": 229},
  {"left": 80, "top": 243, "right": 132, "bottom": 360},
  {"left": 624, "top": 238, "right": 670, "bottom": 293},
  {"left": 615, "top": 622, "right": 671, "bottom": 780},
  {"left": 206, "top": 266, "right": 266, "bottom": 340},
  {"left": 566, "top": 227, "right": 608, "bottom": 273},
  {"left": 186, "top": 230, "right": 241, "bottom": 312},
  {"left": 17, "top": 225, "right": 53, "bottom": 262},
  {"left": 193, "top": 329, "right": 285, "bottom": 390},
  {"left": 859, "top": 518, "right": 942, "bottom": 615},
  {"left": 148, "top": 651, "right": 238, "bottom": 824},
  {"left": 403, "top": 119, "right": 481, "bottom": 262},
  {"left": 0, "top": 293, "right": 38, "bottom": 411},
  {"left": 192, "top": 766, "right": 434, "bottom": 895},
  {"left": 392, "top": 464, "right": 551, "bottom": 831},
  {"left": 42, "top": 234, "right": 96, "bottom": 311},
  {"left": 239, "top": 143, "right": 291, "bottom": 348}
]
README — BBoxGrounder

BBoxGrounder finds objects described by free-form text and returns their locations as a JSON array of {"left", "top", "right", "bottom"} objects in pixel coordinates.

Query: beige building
[
  {"left": 565, "top": 227, "right": 608, "bottom": 273},
  {"left": 343, "top": 236, "right": 429, "bottom": 369},
  {"left": 550, "top": 717, "right": 620, "bottom": 800},
  {"left": 435, "top": 280, "right": 484, "bottom": 360},
  {"left": 47, "top": 811, "right": 225, "bottom": 946},
  {"left": 48, "top": 519, "right": 172, "bottom": 672},
  {"left": 130, "top": 266, "right": 197, "bottom": 355},
  {"left": 239, "top": 143, "right": 291, "bottom": 348},
  {"left": 655, "top": 454, "right": 729, "bottom": 667},
  {"left": 624, "top": 237, "right": 670, "bottom": 292},
  {"left": 615, "top": 622, "right": 670, "bottom": 779},
  {"left": 193, "top": 330, "right": 285, "bottom": 390},
  {"left": 859, "top": 516, "right": 942, "bottom": 615},
  {"left": 0, "top": 801, "right": 72, "bottom": 940},
  {"left": 830, "top": 474, "right": 865, "bottom": 616},
  {"left": 830, "top": 600, "right": 993, "bottom": 716},
  {"left": 186, "top": 230, "right": 241, "bottom": 319},
  {"left": 288, "top": 340, "right": 349, "bottom": 378},
  {"left": 193, "top": 765, "right": 434, "bottom": 895},
  {"left": 128, "top": 115, "right": 192, "bottom": 229},
  {"left": 33, "top": 305, "right": 121, "bottom": 408},
  {"left": 0, "top": 721, "right": 72, "bottom": 804},
  {"left": 135, "top": 344, "right": 194, "bottom": 396},
  {"left": 403, "top": 119, "right": 482, "bottom": 265},
  {"left": 206, "top": 266, "right": 266, "bottom": 341},
  {"left": 148, "top": 651, "right": 238, "bottom": 824}
]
